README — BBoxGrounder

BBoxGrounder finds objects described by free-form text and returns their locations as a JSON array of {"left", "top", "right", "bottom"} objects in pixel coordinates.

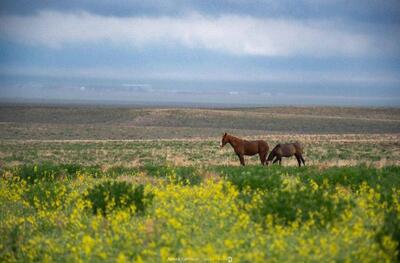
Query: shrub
[
  {"left": 5, "top": 164, "right": 104, "bottom": 184},
  {"left": 106, "top": 166, "right": 139, "bottom": 178},
  {"left": 253, "top": 185, "right": 351, "bottom": 227},
  {"left": 377, "top": 211, "right": 400, "bottom": 260},
  {"left": 169, "top": 167, "right": 202, "bottom": 185},
  {"left": 214, "top": 165, "right": 284, "bottom": 191},
  {"left": 85, "top": 181, "right": 153, "bottom": 215},
  {"left": 299, "top": 166, "right": 400, "bottom": 205},
  {"left": 144, "top": 165, "right": 202, "bottom": 185},
  {"left": 216, "top": 166, "right": 353, "bottom": 227},
  {"left": 25, "top": 181, "right": 69, "bottom": 210},
  {"left": 8, "top": 164, "right": 79, "bottom": 183}
]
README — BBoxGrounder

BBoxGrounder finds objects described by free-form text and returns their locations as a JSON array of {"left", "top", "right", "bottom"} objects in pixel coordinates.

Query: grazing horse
[
  {"left": 267, "top": 142, "right": 305, "bottom": 167},
  {"left": 220, "top": 133, "right": 269, "bottom": 166}
]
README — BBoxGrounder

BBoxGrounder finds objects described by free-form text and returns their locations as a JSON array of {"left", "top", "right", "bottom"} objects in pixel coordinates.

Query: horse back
[
  {"left": 279, "top": 143, "right": 297, "bottom": 157},
  {"left": 242, "top": 140, "right": 268, "bottom": 155},
  {"left": 257, "top": 140, "right": 269, "bottom": 149},
  {"left": 293, "top": 141, "right": 303, "bottom": 154}
]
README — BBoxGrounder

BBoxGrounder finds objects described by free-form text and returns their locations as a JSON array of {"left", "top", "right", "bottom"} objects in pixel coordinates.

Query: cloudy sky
[{"left": 0, "top": 0, "right": 399, "bottom": 106}]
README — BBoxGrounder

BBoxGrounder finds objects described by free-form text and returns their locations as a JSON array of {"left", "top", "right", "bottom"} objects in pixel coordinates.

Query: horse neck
[
  {"left": 227, "top": 135, "right": 240, "bottom": 147},
  {"left": 268, "top": 147, "right": 277, "bottom": 157},
  {"left": 269, "top": 146, "right": 279, "bottom": 156},
  {"left": 272, "top": 146, "right": 279, "bottom": 153}
]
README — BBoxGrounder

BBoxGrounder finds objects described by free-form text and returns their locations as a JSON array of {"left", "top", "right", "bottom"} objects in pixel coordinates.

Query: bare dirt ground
[{"left": 1, "top": 105, "right": 399, "bottom": 140}]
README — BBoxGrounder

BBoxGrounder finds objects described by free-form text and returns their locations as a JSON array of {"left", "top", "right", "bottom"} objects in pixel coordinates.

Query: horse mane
[
  {"left": 272, "top": 143, "right": 281, "bottom": 152},
  {"left": 226, "top": 134, "right": 242, "bottom": 142}
]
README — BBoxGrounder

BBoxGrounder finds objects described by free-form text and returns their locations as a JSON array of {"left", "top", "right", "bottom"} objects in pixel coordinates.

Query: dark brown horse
[
  {"left": 220, "top": 133, "right": 269, "bottom": 166},
  {"left": 267, "top": 142, "right": 305, "bottom": 167}
]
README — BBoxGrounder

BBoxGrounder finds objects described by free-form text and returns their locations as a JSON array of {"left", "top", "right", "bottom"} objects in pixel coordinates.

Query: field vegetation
[{"left": 1, "top": 105, "right": 399, "bottom": 262}]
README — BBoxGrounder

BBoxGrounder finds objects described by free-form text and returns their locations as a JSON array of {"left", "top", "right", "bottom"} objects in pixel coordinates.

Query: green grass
[{"left": 1, "top": 138, "right": 398, "bottom": 168}]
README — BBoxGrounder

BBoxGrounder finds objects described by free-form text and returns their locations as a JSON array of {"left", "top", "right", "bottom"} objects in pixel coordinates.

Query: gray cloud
[
  {"left": 1, "top": 10, "right": 398, "bottom": 57},
  {"left": 1, "top": 64, "right": 399, "bottom": 85},
  {"left": 1, "top": 0, "right": 400, "bottom": 24}
]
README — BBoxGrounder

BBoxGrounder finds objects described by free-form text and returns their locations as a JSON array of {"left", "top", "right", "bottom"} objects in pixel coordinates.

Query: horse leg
[
  {"left": 295, "top": 155, "right": 302, "bottom": 167},
  {"left": 279, "top": 157, "right": 282, "bottom": 165},
  {"left": 264, "top": 153, "right": 269, "bottom": 166},
  {"left": 259, "top": 153, "right": 266, "bottom": 166},
  {"left": 300, "top": 155, "right": 305, "bottom": 166},
  {"left": 237, "top": 153, "right": 245, "bottom": 166}
]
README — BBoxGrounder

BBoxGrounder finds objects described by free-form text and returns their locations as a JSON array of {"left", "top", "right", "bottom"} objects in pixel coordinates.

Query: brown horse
[
  {"left": 220, "top": 133, "right": 269, "bottom": 166},
  {"left": 267, "top": 142, "right": 305, "bottom": 167}
]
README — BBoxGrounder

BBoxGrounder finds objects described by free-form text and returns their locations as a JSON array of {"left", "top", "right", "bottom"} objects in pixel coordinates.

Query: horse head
[
  {"left": 220, "top": 132, "right": 228, "bottom": 147},
  {"left": 266, "top": 144, "right": 280, "bottom": 163}
]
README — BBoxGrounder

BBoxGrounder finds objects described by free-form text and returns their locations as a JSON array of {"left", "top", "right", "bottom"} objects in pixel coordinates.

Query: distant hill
[{"left": 0, "top": 105, "right": 399, "bottom": 140}]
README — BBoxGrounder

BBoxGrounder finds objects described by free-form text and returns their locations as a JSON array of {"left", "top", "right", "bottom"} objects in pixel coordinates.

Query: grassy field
[
  {"left": 1, "top": 134, "right": 399, "bottom": 168},
  {"left": 1, "top": 105, "right": 400, "bottom": 262}
]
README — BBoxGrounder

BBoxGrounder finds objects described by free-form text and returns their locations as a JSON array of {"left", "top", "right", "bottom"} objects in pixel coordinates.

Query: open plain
[{"left": 1, "top": 105, "right": 400, "bottom": 262}]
